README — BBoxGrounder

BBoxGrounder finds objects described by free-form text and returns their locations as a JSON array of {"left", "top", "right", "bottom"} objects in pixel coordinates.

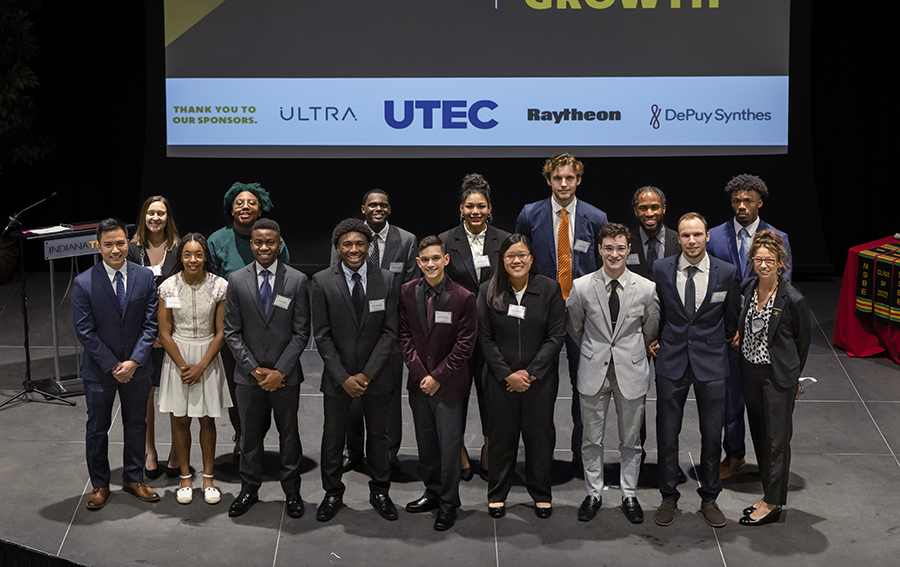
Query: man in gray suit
[
  {"left": 330, "top": 189, "right": 417, "bottom": 474},
  {"left": 224, "top": 219, "right": 310, "bottom": 519},
  {"left": 567, "top": 223, "right": 660, "bottom": 524},
  {"left": 313, "top": 218, "right": 401, "bottom": 522}
]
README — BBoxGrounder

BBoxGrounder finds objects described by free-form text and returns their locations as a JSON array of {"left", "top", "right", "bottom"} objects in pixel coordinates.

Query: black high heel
[
  {"left": 739, "top": 505, "right": 782, "bottom": 526},
  {"left": 742, "top": 505, "right": 758, "bottom": 516}
]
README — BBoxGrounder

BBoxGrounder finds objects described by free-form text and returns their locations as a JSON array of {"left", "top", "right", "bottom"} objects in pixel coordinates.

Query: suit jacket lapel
[
  {"left": 333, "top": 264, "right": 360, "bottom": 328},
  {"left": 767, "top": 285, "right": 787, "bottom": 345},
  {"left": 591, "top": 272, "right": 614, "bottom": 337},
  {"left": 364, "top": 267, "right": 387, "bottom": 326},
  {"left": 452, "top": 226, "right": 479, "bottom": 287},
  {"left": 264, "top": 264, "right": 287, "bottom": 323},
  {"left": 614, "top": 278, "right": 637, "bottom": 340},
  {"left": 96, "top": 263, "right": 122, "bottom": 316},
  {"left": 725, "top": 224, "right": 739, "bottom": 266},
  {"left": 698, "top": 261, "right": 720, "bottom": 314},
  {"left": 481, "top": 226, "right": 503, "bottom": 284},
  {"left": 243, "top": 265, "right": 267, "bottom": 320},
  {"left": 664, "top": 226, "right": 679, "bottom": 256},
  {"left": 415, "top": 281, "right": 428, "bottom": 336},
  {"left": 382, "top": 226, "right": 401, "bottom": 270},
  {"left": 539, "top": 199, "right": 556, "bottom": 271}
]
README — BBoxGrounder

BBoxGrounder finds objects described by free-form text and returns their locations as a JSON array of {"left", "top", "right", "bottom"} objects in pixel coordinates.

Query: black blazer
[
  {"left": 738, "top": 278, "right": 812, "bottom": 389},
  {"left": 311, "top": 263, "right": 399, "bottom": 397},
  {"left": 628, "top": 224, "right": 680, "bottom": 281},
  {"left": 438, "top": 224, "right": 511, "bottom": 295},
  {"left": 127, "top": 242, "right": 179, "bottom": 288},
  {"left": 477, "top": 275, "right": 566, "bottom": 383}
]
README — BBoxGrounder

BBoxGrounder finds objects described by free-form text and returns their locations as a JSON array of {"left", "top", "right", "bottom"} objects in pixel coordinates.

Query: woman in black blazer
[
  {"left": 737, "top": 230, "right": 811, "bottom": 526},
  {"left": 478, "top": 234, "right": 565, "bottom": 519},
  {"left": 439, "top": 174, "right": 510, "bottom": 481}
]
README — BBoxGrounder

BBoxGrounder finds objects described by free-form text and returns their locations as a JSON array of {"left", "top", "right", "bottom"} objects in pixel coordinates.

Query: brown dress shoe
[
  {"left": 86, "top": 487, "right": 111, "bottom": 510},
  {"left": 122, "top": 482, "right": 160, "bottom": 502},
  {"left": 719, "top": 456, "right": 746, "bottom": 479}
]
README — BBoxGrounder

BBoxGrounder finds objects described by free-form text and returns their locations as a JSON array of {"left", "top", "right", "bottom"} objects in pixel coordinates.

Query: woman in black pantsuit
[
  {"left": 737, "top": 230, "right": 811, "bottom": 526},
  {"left": 439, "top": 173, "right": 510, "bottom": 481},
  {"left": 478, "top": 234, "right": 565, "bottom": 519}
]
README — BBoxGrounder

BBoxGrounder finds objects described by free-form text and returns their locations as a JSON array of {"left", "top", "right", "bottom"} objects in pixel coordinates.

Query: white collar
[
  {"left": 733, "top": 217, "right": 760, "bottom": 238},
  {"left": 678, "top": 253, "right": 710, "bottom": 273},
  {"left": 551, "top": 197, "right": 577, "bottom": 216},
  {"left": 367, "top": 221, "right": 390, "bottom": 240},
  {"left": 255, "top": 259, "right": 279, "bottom": 275}
]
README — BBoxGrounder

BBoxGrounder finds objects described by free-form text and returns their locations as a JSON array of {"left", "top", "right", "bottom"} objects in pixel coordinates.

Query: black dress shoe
[
  {"left": 144, "top": 465, "right": 162, "bottom": 480},
  {"left": 370, "top": 493, "right": 399, "bottom": 521},
  {"left": 622, "top": 497, "right": 644, "bottom": 524},
  {"left": 742, "top": 505, "right": 758, "bottom": 517},
  {"left": 535, "top": 505, "right": 552, "bottom": 519},
  {"left": 577, "top": 496, "right": 602, "bottom": 522},
  {"left": 677, "top": 468, "right": 687, "bottom": 484},
  {"left": 285, "top": 493, "right": 304, "bottom": 518},
  {"left": 488, "top": 504, "right": 505, "bottom": 518},
  {"left": 739, "top": 505, "right": 782, "bottom": 526},
  {"left": 228, "top": 492, "right": 259, "bottom": 517},
  {"left": 406, "top": 495, "right": 440, "bottom": 513},
  {"left": 434, "top": 508, "right": 457, "bottom": 531},
  {"left": 316, "top": 495, "right": 344, "bottom": 522}
]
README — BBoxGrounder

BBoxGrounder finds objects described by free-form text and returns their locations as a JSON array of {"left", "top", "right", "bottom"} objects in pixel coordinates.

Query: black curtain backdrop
[{"left": 2, "top": 1, "right": 896, "bottom": 277}]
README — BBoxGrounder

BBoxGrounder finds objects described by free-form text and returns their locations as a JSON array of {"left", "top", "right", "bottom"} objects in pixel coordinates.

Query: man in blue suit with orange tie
[
  {"left": 707, "top": 174, "right": 793, "bottom": 480},
  {"left": 73, "top": 218, "right": 160, "bottom": 510},
  {"left": 515, "top": 153, "right": 607, "bottom": 476}
]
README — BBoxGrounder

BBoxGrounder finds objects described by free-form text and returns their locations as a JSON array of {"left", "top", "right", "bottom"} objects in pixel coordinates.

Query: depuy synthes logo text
[
  {"left": 650, "top": 104, "right": 772, "bottom": 128},
  {"left": 384, "top": 100, "right": 498, "bottom": 129}
]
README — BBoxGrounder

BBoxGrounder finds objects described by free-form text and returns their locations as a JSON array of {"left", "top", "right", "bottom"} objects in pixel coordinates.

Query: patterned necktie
[
  {"left": 115, "top": 271, "right": 126, "bottom": 313},
  {"left": 685, "top": 265, "right": 699, "bottom": 319},
  {"left": 558, "top": 209, "right": 572, "bottom": 300},
  {"left": 738, "top": 228, "right": 750, "bottom": 278},
  {"left": 260, "top": 269, "right": 273, "bottom": 314},
  {"left": 609, "top": 279, "right": 620, "bottom": 329},
  {"left": 370, "top": 235, "right": 380, "bottom": 267},
  {"left": 351, "top": 272, "right": 365, "bottom": 320}
]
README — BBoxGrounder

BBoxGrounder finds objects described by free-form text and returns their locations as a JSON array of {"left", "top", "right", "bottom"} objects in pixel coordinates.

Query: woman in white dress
[{"left": 158, "top": 233, "right": 232, "bottom": 505}]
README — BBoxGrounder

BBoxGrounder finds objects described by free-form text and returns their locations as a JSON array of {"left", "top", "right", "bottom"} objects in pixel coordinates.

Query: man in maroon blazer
[{"left": 398, "top": 235, "right": 478, "bottom": 531}]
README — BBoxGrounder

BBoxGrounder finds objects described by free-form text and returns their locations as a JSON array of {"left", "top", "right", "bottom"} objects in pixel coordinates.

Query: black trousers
[
  {"left": 565, "top": 334, "right": 583, "bottom": 455},
  {"left": 487, "top": 372, "right": 558, "bottom": 504},
  {"left": 345, "top": 356, "right": 403, "bottom": 466},
  {"left": 220, "top": 347, "right": 241, "bottom": 437},
  {"left": 741, "top": 359, "right": 795, "bottom": 506},
  {"left": 462, "top": 343, "right": 490, "bottom": 438},
  {"left": 235, "top": 383, "right": 302, "bottom": 495},
  {"left": 656, "top": 365, "right": 725, "bottom": 503},
  {"left": 409, "top": 394, "right": 465, "bottom": 511},
  {"left": 323, "top": 391, "right": 392, "bottom": 498}
]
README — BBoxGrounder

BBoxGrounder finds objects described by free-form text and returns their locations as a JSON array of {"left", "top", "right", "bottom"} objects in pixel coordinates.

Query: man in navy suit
[
  {"left": 73, "top": 218, "right": 160, "bottom": 510},
  {"left": 707, "top": 174, "right": 793, "bottom": 480},
  {"left": 650, "top": 213, "right": 740, "bottom": 528},
  {"left": 515, "top": 153, "right": 607, "bottom": 475}
]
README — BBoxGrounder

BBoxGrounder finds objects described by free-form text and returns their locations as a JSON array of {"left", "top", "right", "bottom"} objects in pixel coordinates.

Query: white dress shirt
[
  {"left": 465, "top": 224, "right": 486, "bottom": 279},
  {"left": 103, "top": 261, "right": 127, "bottom": 293},
  {"left": 367, "top": 221, "right": 390, "bottom": 267},
  {"left": 255, "top": 259, "right": 279, "bottom": 290},
  {"left": 676, "top": 253, "right": 710, "bottom": 313},
  {"left": 551, "top": 197, "right": 577, "bottom": 255}
]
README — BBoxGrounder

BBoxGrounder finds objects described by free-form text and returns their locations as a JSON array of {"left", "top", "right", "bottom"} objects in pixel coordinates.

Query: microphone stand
[{"left": 0, "top": 192, "right": 75, "bottom": 409}]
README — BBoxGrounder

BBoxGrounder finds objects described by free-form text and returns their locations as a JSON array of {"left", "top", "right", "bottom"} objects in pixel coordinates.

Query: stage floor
[{"left": 1, "top": 273, "right": 899, "bottom": 567}]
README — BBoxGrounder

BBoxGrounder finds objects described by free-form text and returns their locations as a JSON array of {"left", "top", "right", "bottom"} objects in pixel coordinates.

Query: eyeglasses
[
  {"left": 601, "top": 246, "right": 629, "bottom": 254},
  {"left": 503, "top": 252, "right": 532, "bottom": 262},
  {"left": 752, "top": 257, "right": 777, "bottom": 266}
]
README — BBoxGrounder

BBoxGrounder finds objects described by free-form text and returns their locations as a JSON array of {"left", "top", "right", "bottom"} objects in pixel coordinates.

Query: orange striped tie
[{"left": 558, "top": 209, "right": 572, "bottom": 300}]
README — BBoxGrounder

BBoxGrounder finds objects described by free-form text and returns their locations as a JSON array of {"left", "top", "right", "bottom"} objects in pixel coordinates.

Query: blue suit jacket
[
  {"left": 652, "top": 254, "right": 741, "bottom": 383},
  {"left": 707, "top": 219, "right": 792, "bottom": 282},
  {"left": 73, "top": 261, "right": 158, "bottom": 382},
  {"left": 515, "top": 197, "right": 608, "bottom": 280}
]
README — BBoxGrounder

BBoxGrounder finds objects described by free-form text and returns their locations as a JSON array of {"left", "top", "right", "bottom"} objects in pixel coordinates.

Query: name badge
[
  {"left": 389, "top": 262, "right": 404, "bottom": 274},
  {"left": 369, "top": 298, "right": 386, "bottom": 312},
  {"left": 627, "top": 306, "right": 643, "bottom": 317},
  {"left": 574, "top": 239, "right": 591, "bottom": 253},
  {"left": 626, "top": 253, "right": 640, "bottom": 266},
  {"left": 473, "top": 255, "right": 491, "bottom": 269},
  {"left": 507, "top": 304, "right": 526, "bottom": 319},
  {"left": 435, "top": 311, "right": 452, "bottom": 324},
  {"left": 711, "top": 291, "right": 727, "bottom": 304},
  {"left": 150, "top": 265, "right": 162, "bottom": 277},
  {"left": 165, "top": 297, "right": 181, "bottom": 309},
  {"left": 273, "top": 295, "right": 291, "bottom": 310}
]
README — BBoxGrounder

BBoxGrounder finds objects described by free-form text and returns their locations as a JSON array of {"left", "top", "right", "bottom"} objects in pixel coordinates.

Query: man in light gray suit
[
  {"left": 224, "top": 219, "right": 310, "bottom": 519},
  {"left": 567, "top": 223, "right": 659, "bottom": 524}
]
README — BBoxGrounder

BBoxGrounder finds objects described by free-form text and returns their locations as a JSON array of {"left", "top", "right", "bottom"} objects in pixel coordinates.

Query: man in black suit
[
  {"left": 224, "top": 219, "right": 310, "bottom": 518},
  {"left": 628, "top": 186, "right": 681, "bottom": 280},
  {"left": 313, "top": 218, "right": 400, "bottom": 522},
  {"left": 330, "top": 189, "right": 416, "bottom": 474},
  {"left": 650, "top": 213, "right": 740, "bottom": 528}
]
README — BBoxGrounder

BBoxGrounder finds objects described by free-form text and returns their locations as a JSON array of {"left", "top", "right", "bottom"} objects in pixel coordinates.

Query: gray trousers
[{"left": 580, "top": 365, "right": 645, "bottom": 500}]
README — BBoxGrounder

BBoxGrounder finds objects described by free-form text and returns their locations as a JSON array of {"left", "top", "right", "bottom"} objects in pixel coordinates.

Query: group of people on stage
[{"left": 72, "top": 152, "right": 811, "bottom": 532}]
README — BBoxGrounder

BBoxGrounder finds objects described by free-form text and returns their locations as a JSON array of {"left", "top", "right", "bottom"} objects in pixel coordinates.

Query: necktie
[
  {"left": 558, "top": 208, "right": 572, "bottom": 300},
  {"left": 738, "top": 228, "right": 750, "bottom": 278},
  {"left": 426, "top": 288, "right": 436, "bottom": 332},
  {"left": 685, "top": 265, "right": 698, "bottom": 319},
  {"left": 351, "top": 272, "right": 365, "bottom": 320},
  {"left": 370, "top": 235, "right": 380, "bottom": 266},
  {"left": 115, "top": 271, "right": 126, "bottom": 313},
  {"left": 646, "top": 236, "right": 659, "bottom": 266},
  {"left": 609, "top": 279, "right": 620, "bottom": 329},
  {"left": 260, "top": 269, "right": 273, "bottom": 314}
]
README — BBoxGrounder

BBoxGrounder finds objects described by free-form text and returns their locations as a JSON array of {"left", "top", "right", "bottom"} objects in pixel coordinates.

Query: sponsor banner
[{"left": 166, "top": 76, "right": 787, "bottom": 147}]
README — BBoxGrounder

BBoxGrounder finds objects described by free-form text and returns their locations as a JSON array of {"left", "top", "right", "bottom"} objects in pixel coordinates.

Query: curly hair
[
  {"left": 724, "top": 174, "right": 769, "bottom": 199},
  {"left": 331, "top": 218, "right": 373, "bottom": 249},
  {"left": 222, "top": 182, "right": 274, "bottom": 217},
  {"left": 631, "top": 185, "right": 667, "bottom": 208},
  {"left": 541, "top": 153, "right": 584, "bottom": 180},
  {"left": 460, "top": 173, "right": 492, "bottom": 205},
  {"left": 749, "top": 229, "right": 788, "bottom": 271},
  {"left": 598, "top": 222, "right": 632, "bottom": 243}
]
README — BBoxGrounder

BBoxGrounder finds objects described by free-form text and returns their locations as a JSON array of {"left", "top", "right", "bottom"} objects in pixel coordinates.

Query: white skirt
[{"left": 158, "top": 334, "right": 232, "bottom": 418}]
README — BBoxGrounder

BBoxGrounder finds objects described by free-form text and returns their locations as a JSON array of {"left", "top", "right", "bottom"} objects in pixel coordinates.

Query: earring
[{"left": 487, "top": 213, "right": 493, "bottom": 224}]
